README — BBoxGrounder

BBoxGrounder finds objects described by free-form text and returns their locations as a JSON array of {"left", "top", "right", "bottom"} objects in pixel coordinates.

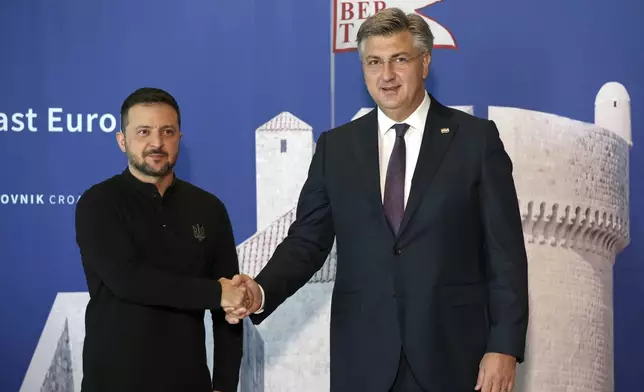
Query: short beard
[{"left": 126, "top": 147, "right": 177, "bottom": 178}]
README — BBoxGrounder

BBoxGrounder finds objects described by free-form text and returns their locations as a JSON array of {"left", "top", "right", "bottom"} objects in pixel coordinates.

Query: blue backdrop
[{"left": 1, "top": 0, "right": 642, "bottom": 390}]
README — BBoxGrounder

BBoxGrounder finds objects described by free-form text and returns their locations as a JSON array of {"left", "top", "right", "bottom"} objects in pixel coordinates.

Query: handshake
[{"left": 218, "top": 274, "right": 263, "bottom": 324}]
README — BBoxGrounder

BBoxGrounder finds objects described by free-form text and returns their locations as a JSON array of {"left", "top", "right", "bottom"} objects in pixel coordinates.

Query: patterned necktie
[{"left": 383, "top": 123, "right": 410, "bottom": 235}]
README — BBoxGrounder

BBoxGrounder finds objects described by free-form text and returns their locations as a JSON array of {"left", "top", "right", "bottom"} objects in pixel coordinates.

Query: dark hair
[{"left": 120, "top": 87, "right": 181, "bottom": 132}]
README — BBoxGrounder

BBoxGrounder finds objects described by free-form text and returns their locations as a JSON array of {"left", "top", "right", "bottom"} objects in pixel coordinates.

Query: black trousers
[{"left": 390, "top": 349, "right": 426, "bottom": 392}]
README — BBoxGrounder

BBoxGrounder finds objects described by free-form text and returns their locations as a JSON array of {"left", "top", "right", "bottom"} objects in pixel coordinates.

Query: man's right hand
[
  {"left": 219, "top": 275, "right": 250, "bottom": 310},
  {"left": 223, "top": 274, "right": 263, "bottom": 324}
]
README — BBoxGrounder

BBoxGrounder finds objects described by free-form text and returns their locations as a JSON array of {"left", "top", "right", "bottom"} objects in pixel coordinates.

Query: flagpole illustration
[{"left": 330, "top": 0, "right": 336, "bottom": 129}]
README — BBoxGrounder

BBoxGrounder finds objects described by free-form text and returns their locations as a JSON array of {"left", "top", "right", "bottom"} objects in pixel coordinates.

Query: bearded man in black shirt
[{"left": 75, "top": 87, "right": 249, "bottom": 392}]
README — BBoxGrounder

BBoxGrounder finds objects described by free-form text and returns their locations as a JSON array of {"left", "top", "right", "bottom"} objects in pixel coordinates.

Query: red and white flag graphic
[{"left": 333, "top": 0, "right": 456, "bottom": 52}]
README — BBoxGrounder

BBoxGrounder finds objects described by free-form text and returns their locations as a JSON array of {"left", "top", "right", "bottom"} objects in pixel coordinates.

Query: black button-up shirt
[{"left": 75, "top": 168, "right": 242, "bottom": 392}]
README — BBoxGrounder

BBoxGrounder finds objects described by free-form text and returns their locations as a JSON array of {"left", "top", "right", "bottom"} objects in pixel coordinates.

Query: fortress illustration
[{"left": 21, "top": 82, "right": 631, "bottom": 392}]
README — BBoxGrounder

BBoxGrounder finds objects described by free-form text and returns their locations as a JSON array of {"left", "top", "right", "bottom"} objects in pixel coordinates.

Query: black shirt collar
[{"left": 120, "top": 167, "right": 179, "bottom": 197}]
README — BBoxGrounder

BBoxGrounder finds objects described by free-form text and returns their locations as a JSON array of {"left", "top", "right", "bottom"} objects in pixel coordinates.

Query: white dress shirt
[
  {"left": 253, "top": 91, "right": 431, "bottom": 314},
  {"left": 377, "top": 90, "right": 431, "bottom": 207}
]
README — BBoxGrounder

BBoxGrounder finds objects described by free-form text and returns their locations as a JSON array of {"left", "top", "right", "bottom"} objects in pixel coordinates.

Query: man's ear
[
  {"left": 422, "top": 52, "right": 431, "bottom": 80},
  {"left": 116, "top": 130, "right": 126, "bottom": 153}
]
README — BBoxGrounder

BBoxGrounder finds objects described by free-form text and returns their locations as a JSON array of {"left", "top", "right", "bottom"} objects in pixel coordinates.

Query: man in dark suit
[{"left": 225, "top": 8, "right": 528, "bottom": 392}]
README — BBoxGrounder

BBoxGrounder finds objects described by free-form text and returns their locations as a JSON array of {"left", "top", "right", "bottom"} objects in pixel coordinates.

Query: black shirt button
[{"left": 394, "top": 247, "right": 403, "bottom": 256}]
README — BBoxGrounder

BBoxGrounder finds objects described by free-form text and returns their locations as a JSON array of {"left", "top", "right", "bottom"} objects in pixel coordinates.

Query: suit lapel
[
  {"left": 351, "top": 110, "right": 390, "bottom": 229},
  {"left": 397, "top": 98, "right": 457, "bottom": 239}
]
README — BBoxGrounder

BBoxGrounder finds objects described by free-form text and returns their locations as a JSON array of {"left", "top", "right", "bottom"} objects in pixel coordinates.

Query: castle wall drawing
[{"left": 20, "top": 82, "right": 631, "bottom": 392}]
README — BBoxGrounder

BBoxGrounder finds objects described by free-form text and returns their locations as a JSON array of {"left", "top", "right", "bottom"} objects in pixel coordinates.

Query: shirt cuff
[{"left": 254, "top": 284, "right": 265, "bottom": 314}]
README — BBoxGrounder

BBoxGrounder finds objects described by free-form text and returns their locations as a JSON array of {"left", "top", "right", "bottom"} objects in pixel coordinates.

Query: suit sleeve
[
  {"left": 480, "top": 120, "right": 529, "bottom": 363},
  {"left": 75, "top": 190, "right": 222, "bottom": 310},
  {"left": 210, "top": 201, "right": 243, "bottom": 392},
  {"left": 251, "top": 131, "right": 336, "bottom": 323}
]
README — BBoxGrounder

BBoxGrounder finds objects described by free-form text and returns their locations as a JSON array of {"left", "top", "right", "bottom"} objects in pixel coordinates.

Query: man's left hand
[
  {"left": 223, "top": 274, "right": 263, "bottom": 324},
  {"left": 475, "top": 352, "right": 517, "bottom": 392}
]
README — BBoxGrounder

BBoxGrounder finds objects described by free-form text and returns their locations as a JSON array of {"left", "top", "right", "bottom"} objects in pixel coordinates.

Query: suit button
[{"left": 394, "top": 247, "right": 403, "bottom": 256}]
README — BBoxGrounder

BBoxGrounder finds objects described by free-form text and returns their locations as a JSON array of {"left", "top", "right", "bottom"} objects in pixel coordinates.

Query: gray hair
[{"left": 357, "top": 7, "right": 434, "bottom": 58}]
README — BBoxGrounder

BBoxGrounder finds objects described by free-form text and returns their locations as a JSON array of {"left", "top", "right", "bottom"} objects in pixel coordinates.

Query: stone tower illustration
[
  {"left": 595, "top": 81, "right": 632, "bottom": 147},
  {"left": 255, "top": 112, "right": 315, "bottom": 231},
  {"left": 489, "top": 81, "right": 631, "bottom": 392}
]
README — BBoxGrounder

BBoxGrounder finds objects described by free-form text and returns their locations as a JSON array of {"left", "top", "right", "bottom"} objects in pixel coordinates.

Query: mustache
[{"left": 144, "top": 149, "right": 168, "bottom": 157}]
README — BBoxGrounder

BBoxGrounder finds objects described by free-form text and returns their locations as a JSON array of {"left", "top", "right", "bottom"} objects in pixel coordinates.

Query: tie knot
[{"left": 392, "top": 123, "right": 410, "bottom": 137}]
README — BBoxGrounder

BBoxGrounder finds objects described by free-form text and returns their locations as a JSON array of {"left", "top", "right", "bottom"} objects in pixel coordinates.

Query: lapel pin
[{"left": 440, "top": 128, "right": 450, "bottom": 134}]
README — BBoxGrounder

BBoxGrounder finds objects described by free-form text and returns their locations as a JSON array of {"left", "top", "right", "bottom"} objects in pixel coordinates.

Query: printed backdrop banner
[{"left": 1, "top": 0, "right": 642, "bottom": 391}]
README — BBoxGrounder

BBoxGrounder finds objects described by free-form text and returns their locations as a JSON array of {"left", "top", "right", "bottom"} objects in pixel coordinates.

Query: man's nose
[
  {"left": 381, "top": 62, "right": 395, "bottom": 81},
  {"left": 149, "top": 131, "right": 164, "bottom": 148}
]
